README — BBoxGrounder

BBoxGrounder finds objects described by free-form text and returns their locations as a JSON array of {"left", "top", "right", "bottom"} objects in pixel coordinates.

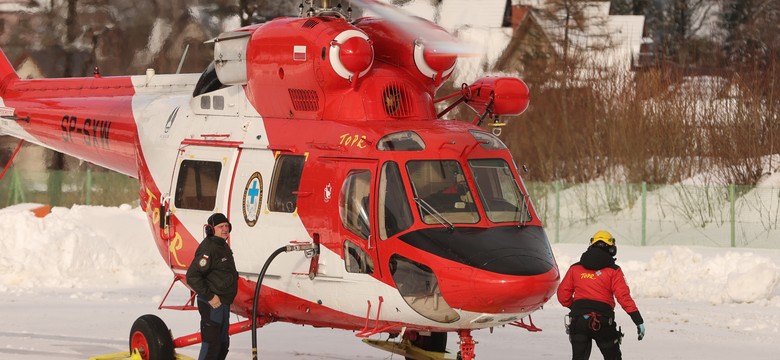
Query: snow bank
[
  {"left": 554, "top": 244, "right": 780, "bottom": 305},
  {"left": 0, "top": 205, "right": 168, "bottom": 291},
  {"left": 1, "top": 206, "right": 778, "bottom": 306},
  {"left": 573, "top": 246, "right": 780, "bottom": 304}
]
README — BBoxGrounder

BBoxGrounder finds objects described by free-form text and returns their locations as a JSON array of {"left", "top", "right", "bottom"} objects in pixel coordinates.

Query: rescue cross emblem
[{"left": 243, "top": 172, "right": 263, "bottom": 227}]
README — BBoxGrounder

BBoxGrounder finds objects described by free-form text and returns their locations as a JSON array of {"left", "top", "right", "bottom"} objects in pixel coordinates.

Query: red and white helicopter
[{"left": 0, "top": 1, "right": 559, "bottom": 359}]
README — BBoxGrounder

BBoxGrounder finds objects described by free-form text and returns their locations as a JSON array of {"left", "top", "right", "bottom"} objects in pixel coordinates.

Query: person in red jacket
[{"left": 557, "top": 230, "right": 645, "bottom": 360}]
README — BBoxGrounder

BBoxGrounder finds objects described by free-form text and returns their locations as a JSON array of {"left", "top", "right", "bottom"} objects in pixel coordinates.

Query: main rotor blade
[{"left": 350, "top": 0, "right": 479, "bottom": 56}]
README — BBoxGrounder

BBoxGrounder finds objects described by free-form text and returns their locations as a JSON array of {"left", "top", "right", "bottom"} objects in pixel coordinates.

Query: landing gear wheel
[
  {"left": 405, "top": 332, "right": 447, "bottom": 360},
  {"left": 129, "top": 314, "right": 174, "bottom": 360}
]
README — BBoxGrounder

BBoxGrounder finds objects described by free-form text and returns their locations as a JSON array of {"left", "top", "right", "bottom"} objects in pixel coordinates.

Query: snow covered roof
[
  {"left": 0, "top": 3, "right": 34, "bottom": 12},
  {"left": 371, "top": 0, "right": 645, "bottom": 82},
  {"left": 437, "top": 0, "right": 507, "bottom": 31},
  {"left": 395, "top": 0, "right": 509, "bottom": 32},
  {"left": 526, "top": 1, "right": 645, "bottom": 69}
]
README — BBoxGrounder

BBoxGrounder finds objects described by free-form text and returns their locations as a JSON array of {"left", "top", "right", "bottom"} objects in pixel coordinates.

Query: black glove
[{"left": 637, "top": 323, "right": 645, "bottom": 341}]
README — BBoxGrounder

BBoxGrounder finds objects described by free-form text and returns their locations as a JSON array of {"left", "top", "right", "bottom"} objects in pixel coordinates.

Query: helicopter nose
[
  {"left": 396, "top": 225, "right": 560, "bottom": 314},
  {"left": 436, "top": 256, "right": 560, "bottom": 314}
]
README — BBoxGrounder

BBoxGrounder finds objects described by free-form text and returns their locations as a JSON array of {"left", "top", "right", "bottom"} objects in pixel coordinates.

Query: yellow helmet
[{"left": 590, "top": 230, "right": 615, "bottom": 246}]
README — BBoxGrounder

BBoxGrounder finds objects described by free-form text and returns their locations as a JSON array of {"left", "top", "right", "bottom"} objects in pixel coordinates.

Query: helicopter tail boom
[{"left": 0, "top": 47, "right": 140, "bottom": 176}]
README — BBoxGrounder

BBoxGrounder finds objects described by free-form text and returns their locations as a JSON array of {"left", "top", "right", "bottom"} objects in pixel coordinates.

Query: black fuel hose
[{"left": 251, "top": 246, "right": 288, "bottom": 360}]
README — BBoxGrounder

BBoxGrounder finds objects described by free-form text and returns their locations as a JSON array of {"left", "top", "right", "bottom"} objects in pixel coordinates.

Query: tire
[
  {"left": 405, "top": 332, "right": 447, "bottom": 360},
  {"left": 129, "top": 314, "right": 174, "bottom": 360}
]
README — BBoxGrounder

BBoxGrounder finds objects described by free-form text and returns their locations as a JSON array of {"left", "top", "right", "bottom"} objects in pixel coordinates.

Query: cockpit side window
[
  {"left": 379, "top": 161, "right": 413, "bottom": 240},
  {"left": 344, "top": 240, "right": 374, "bottom": 274},
  {"left": 340, "top": 170, "right": 372, "bottom": 240},
  {"left": 469, "top": 159, "right": 531, "bottom": 223}
]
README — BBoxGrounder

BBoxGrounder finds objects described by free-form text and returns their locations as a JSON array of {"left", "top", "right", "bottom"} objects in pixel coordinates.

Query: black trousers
[
  {"left": 568, "top": 314, "right": 622, "bottom": 360},
  {"left": 197, "top": 296, "right": 230, "bottom": 360}
]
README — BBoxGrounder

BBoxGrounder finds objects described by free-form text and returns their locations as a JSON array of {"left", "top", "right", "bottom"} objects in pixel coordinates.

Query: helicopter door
[
  {"left": 337, "top": 161, "right": 380, "bottom": 278},
  {"left": 168, "top": 144, "right": 238, "bottom": 264},
  {"left": 228, "top": 150, "right": 313, "bottom": 277}
]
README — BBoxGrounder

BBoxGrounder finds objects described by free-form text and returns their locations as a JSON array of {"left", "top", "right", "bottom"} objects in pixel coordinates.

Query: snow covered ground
[{"left": 0, "top": 204, "right": 779, "bottom": 359}]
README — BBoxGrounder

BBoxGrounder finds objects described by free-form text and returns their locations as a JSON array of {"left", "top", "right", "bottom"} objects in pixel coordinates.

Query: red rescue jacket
[{"left": 557, "top": 246, "right": 643, "bottom": 325}]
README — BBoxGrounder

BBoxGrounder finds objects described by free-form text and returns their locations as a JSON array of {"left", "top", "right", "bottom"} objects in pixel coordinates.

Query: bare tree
[
  {"left": 540, "top": 0, "right": 612, "bottom": 80},
  {"left": 652, "top": 0, "right": 718, "bottom": 65}
]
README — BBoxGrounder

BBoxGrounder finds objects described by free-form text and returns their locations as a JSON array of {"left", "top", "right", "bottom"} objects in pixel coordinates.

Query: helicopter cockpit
[
  {"left": 336, "top": 127, "right": 542, "bottom": 322},
  {"left": 371, "top": 129, "right": 532, "bottom": 237}
]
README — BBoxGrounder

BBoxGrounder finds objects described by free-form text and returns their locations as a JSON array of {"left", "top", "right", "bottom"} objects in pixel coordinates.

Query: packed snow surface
[{"left": 0, "top": 204, "right": 778, "bottom": 359}]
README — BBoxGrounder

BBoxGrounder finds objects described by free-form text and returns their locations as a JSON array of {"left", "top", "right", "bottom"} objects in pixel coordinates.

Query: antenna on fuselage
[{"left": 176, "top": 44, "right": 190, "bottom": 74}]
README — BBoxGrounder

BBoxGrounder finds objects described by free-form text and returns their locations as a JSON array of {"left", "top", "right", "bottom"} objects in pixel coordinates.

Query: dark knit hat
[{"left": 208, "top": 213, "right": 230, "bottom": 227}]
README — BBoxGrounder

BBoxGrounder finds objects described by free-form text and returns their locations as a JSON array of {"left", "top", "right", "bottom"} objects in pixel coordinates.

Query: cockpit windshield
[
  {"left": 406, "top": 160, "right": 479, "bottom": 225},
  {"left": 469, "top": 159, "right": 531, "bottom": 223}
]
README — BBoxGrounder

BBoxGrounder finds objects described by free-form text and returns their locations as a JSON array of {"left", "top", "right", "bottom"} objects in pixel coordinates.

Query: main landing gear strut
[{"left": 457, "top": 330, "right": 476, "bottom": 360}]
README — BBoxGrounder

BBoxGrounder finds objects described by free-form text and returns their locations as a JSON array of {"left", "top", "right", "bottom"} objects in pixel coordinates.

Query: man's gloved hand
[{"left": 637, "top": 323, "right": 645, "bottom": 341}]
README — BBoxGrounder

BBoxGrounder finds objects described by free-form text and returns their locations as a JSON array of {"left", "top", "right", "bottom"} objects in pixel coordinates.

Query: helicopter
[{"left": 0, "top": 0, "right": 560, "bottom": 359}]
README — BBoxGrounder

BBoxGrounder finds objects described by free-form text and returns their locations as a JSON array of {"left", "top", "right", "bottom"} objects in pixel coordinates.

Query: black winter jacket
[{"left": 186, "top": 236, "right": 239, "bottom": 305}]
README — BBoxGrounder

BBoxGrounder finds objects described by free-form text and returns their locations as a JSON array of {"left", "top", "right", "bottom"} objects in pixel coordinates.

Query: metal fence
[
  {"left": 527, "top": 181, "right": 780, "bottom": 249},
  {"left": 1, "top": 168, "right": 138, "bottom": 208},
  {"left": 2, "top": 169, "right": 778, "bottom": 248}
]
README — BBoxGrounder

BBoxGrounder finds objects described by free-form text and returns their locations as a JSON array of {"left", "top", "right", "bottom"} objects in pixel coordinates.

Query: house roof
[
  {"left": 0, "top": 0, "right": 36, "bottom": 12},
  {"left": 521, "top": 1, "right": 645, "bottom": 69},
  {"left": 374, "top": 0, "right": 645, "bottom": 80},
  {"left": 13, "top": 47, "right": 94, "bottom": 78},
  {"left": 437, "top": 0, "right": 508, "bottom": 31},
  {"left": 395, "top": 0, "right": 509, "bottom": 32}
]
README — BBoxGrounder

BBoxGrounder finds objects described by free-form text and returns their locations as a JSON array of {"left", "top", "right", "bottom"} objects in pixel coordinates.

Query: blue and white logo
[{"left": 243, "top": 172, "right": 263, "bottom": 227}]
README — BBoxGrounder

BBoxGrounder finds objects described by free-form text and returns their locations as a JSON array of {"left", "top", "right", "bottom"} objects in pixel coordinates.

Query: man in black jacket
[{"left": 186, "top": 213, "right": 239, "bottom": 360}]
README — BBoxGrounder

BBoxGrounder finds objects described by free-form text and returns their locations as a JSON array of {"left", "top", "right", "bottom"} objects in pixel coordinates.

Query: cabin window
[
  {"left": 469, "top": 159, "right": 531, "bottom": 223},
  {"left": 340, "top": 170, "right": 371, "bottom": 240},
  {"left": 268, "top": 155, "right": 305, "bottom": 213},
  {"left": 378, "top": 161, "right": 413, "bottom": 240},
  {"left": 200, "top": 96, "right": 211, "bottom": 110},
  {"left": 213, "top": 96, "right": 225, "bottom": 110},
  {"left": 344, "top": 240, "right": 374, "bottom": 274},
  {"left": 407, "top": 160, "right": 479, "bottom": 225},
  {"left": 174, "top": 160, "right": 222, "bottom": 210}
]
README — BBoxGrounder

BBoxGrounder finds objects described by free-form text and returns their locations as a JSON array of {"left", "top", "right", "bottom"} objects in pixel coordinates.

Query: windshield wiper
[
  {"left": 517, "top": 195, "right": 532, "bottom": 228},
  {"left": 414, "top": 197, "right": 454, "bottom": 231}
]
